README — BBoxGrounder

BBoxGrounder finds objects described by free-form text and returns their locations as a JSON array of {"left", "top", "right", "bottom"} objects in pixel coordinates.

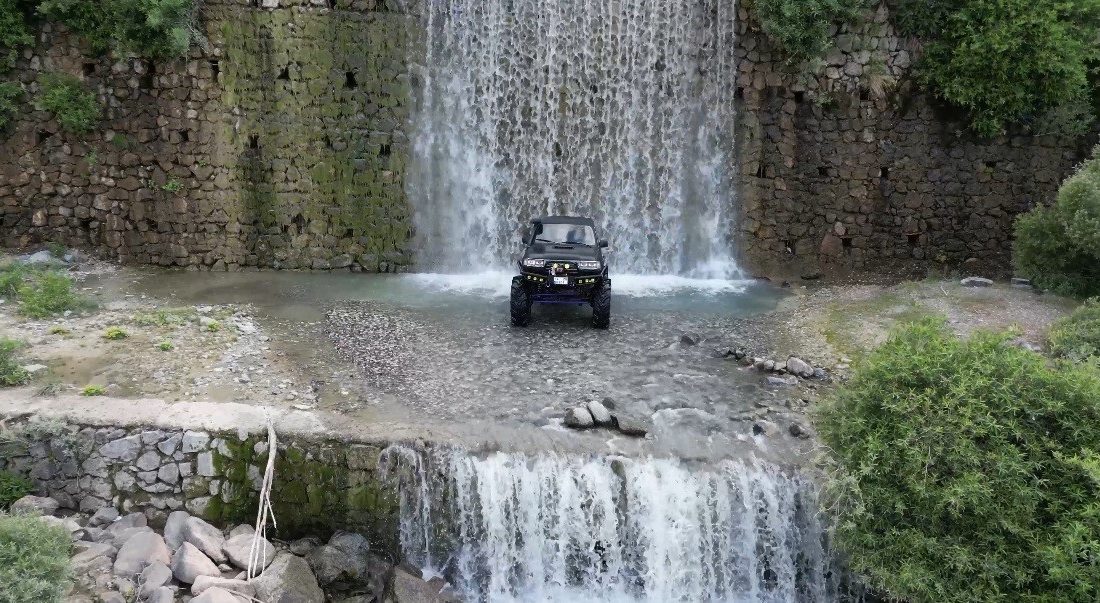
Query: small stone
[
  {"left": 961, "top": 276, "right": 994, "bottom": 287},
  {"left": 182, "top": 516, "right": 227, "bottom": 564},
  {"left": 586, "top": 401, "right": 613, "bottom": 426},
  {"left": 135, "top": 451, "right": 161, "bottom": 471},
  {"left": 171, "top": 542, "right": 221, "bottom": 584},
  {"left": 21, "top": 363, "right": 48, "bottom": 374},
  {"left": 680, "top": 333, "right": 701, "bottom": 346},
  {"left": 789, "top": 423, "right": 810, "bottom": 439},
  {"left": 564, "top": 407, "right": 595, "bottom": 428},
  {"left": 138, "top": 562, "right": 173, "bottom": 599},
  {"left": 1011, "top": 277, "right": 1032, "bottom": 289},
  {"left": 612, "top": 413, "right": 651, "bottom": 437},
  {"left": 786, "top": 356, "right": 815, "bottom": 379},
  {"left": 88, "top": 506, "right": 119, "bottom": 527},
  {"left": 765, "top": 375, "right": 798, "bottom": 387},
  {"left": 224, "top": 533, "right": 275, "bottom": 571}
]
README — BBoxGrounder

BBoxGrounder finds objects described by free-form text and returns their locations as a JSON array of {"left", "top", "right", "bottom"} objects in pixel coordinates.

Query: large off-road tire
[
  {"left": 510, "top": 278, "right": 532, "bottom": 327},
  {"left": 591, "top": 283, "right": 611, "bottom": 329}
]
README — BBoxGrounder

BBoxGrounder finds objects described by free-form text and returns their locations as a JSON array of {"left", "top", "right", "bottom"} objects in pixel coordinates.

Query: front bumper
[{"left": 518, "top": 270, "right": 606, "bottom": 303}]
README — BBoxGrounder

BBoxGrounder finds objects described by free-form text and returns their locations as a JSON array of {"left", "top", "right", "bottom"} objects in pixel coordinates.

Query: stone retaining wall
[{"left": 0, "top": 420, "right": 400, "bottom": 557}]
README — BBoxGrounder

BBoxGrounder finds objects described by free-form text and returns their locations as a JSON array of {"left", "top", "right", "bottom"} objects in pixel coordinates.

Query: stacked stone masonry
[
  {"left": 0, "top": 422, "right": 401, "bottom": 557},
  {"left": 1, "top": 1, "right": 1097, "bottom": 274}
]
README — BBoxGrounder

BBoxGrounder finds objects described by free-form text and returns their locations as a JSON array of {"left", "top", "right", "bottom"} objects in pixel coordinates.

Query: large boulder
[
  {"left": 171, "top": 542, "right": 221, "bottom": 584},
  {"left": 11, "top": 495, "right": 60, "bottom": 516},
  {"left": 252, "top": 553, "right": 325, "bottom": 603},
  {"left": 224, "top": 533, "right": 275, "bottom": 571},
  {"left": 88, "top": 506, "right": 120, "bottom": 528},
  {"left": 306, "top": 531, "right": 373, "bottom": 588},
  {"left": 138, "top": 562, "right": 173, "bottom": 599},
  {"left": 182, "top": 516, "right": 228, "bottom": 564},
  {"left": 388, "top": 565, "right": 455, "bottom": 603},
  {"left": 192, "top": 587, "right": 246, "bottom": 603},
  {"left": 163, "top": 510, "right": 190, "bottom": 551},
  {"left": 113, "top": 531, "right": 171, "bottom": 579},
  {"left": 192, "top": 575, "right": 256, "bottom": 598},
  {"left": 70, "top": 542, "right": 116, "bottom": 576}
]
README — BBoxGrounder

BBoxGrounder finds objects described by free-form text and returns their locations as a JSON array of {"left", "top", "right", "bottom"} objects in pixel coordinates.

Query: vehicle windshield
[{"left": 532, "top": 223, "right": 596, "bottom": 246}]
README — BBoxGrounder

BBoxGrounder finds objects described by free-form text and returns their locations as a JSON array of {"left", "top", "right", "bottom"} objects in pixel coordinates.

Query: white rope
[{"left": 246, "top": 416, "right": 278, "bottom": 581}]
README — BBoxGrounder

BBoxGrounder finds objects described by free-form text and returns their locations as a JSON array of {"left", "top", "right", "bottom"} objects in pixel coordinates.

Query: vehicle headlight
[
  {"left": 523, "top": 258, "right": 546, "bottom": 268},
  {"left": 578, "top": 261, "right": 601, "bottom": 270}
]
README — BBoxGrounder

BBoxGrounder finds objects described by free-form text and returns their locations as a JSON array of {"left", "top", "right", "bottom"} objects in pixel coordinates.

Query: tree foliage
[
  {"left": 35, "top": 71, "right": 98, "bottom": 132},
  {"left": 0, "top": 0, "right": 31, "bottom": 69},
  {"left": 38, "top": 0, "right": 197, "bottom": 59},
  {"left": 1014, "top": 146, "right": 1100, "bottom": 298},
  {"left": 752, "top": 0, "right": 872, "bottom": 63},
  {"left": 817, "top": 318, "right": 1100, "bottom": 602},
  {"left": 894, "top": 0, "right": 1100, "bottom": 136}
]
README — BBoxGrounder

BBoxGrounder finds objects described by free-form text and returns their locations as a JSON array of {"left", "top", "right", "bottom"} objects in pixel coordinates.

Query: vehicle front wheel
[
  {"left": 510, "top": 278, "right": 532, "bottom": 327},
  {"left": 591, "top": 283, "right": 611, "bottom": 329}
]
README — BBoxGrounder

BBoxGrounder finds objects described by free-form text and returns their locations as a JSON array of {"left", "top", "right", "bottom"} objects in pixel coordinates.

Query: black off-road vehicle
[{"left": 511, "top": 216, "right": 611, "bottom": 329}]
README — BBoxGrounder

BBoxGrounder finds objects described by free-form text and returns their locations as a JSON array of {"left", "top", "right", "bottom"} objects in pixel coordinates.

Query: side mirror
[{"left": 598, "top": 240, "right": 609, "bottom": 248}]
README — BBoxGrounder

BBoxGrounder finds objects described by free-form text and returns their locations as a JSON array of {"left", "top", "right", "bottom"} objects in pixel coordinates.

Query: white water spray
[
  {"left": 408, "top": 0, "right": 742, "bottom": 278},
  {"left": 381, "top": 446, "right": 850, "bottom": 602}
]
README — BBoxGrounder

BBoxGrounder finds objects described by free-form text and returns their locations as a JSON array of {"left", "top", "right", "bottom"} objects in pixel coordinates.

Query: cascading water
[
  {"left": 407, "top": 0, "right": 742, "bottom": 278},
  {"left": 381, "top": 446, "right": 853, "bottom": 602}
]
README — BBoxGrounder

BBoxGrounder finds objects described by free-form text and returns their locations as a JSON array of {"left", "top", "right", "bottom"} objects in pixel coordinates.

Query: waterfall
[
  {"left": 381, "top": 446, "right": 851, "bottom": 602},
  {"left": 407, "top": 0, "right": 742, "bottom": 277}
]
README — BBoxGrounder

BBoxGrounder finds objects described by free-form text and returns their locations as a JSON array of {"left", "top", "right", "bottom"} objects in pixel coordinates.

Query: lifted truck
[{"left": 510, "top": 216, "right": 611, "bottom": 329}]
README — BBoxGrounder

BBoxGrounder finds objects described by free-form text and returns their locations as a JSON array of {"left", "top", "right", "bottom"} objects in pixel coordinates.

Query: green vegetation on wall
[
  {"left": 817, "top": 318, "right": 1100, "bottom": 602},
  {"left": 750, "top": 0, "right": 872, "bottom": 63},
  {"left": 36, "top": 72, "right": 99, "bottom": 132},
  {"left": 0, "top": 513, "right": 72, "bottom": 603},
  {"left": 1014, "top": 146, "right": 1100, "bottom": 298},
  {"left": 38, "top": 0, "right": 198, "bottom": 58},
  {"left": 0, "top": 80, "right": 19, "bottom": 129},
  {"left": 0, "top": 0, "right": 31, "bottom": 69},
  {"left": 0, "top": 470, "right": 31, "bottom": 507},
  {"left": 0, "top": 338, "right": 29, "bottom": 386},
  {"left": 894, "top": 0, "right": 1100, "bottom": 137}
]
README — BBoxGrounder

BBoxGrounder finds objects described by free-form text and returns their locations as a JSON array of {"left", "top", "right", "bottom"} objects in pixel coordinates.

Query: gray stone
[
  {"left": 1011, "top": 277, "right": 1032, "bottom": 289},
  {"left": 110, "top": 527, "right": 154, "bottom": 549},
  {"left": 183, "top": 516, "right": 228, "bottom": 564},
  {"left": 158, "top": 462, "right": 180, "bottom": 485},
  {"left": 192, "top": 586, "right": 246, "bottom": 603},
  {"left": 114, "top": 530, "right": 171, "bottom": 579},
  {"left": 392, "top": 564, "right": 449, "bottom": 603},
  {"left": 70, "top": 542, "right": 116, "bottom": 575},
  {"left": 252, "top": 553, "right": 325, "bottom": 603},
  {"left": 224, "top": 533, "right": 275, "bottom": 571},
  {"left": 161, "top": 508, "right": 190, "bottom": 550},
  {"left": 88, "top": 506, "right": 119, "bottom": 528},
  {"left": 612, "top": 413, "right": 651, "bottom": 437},
  {"left": 680, "top": 333, "right": 701, "bottom": 346},
  {"left": 192, "top": 575, "right": 256, "bottom": 597},
  {"left": 181, "top": 431, "right": 210, "bottom": 453},
  {"left": 98, "top": 592, "right": 125, "bottom": 603},
  {"left": 961, "top": 276, "right": 994, "bottom": 287},
  {"left": 158, "top": 433, "right": 182, "bottom": 455},
  {"left": 564, "top": 407, "right": 594, "bottom": 428},
  {"left": 171, "top": 542, "right": 221, "bottom": 584},
  {"left": 307, "top": 544, "right": 368, "bottom": 588},
  {"left": 113, "top": 470, "right": 136, "bottom": 491},
  {"left": 138, "top": 561, "right": 173, "bottom": 599},
  {"left": 100, "top": 435, "right": 142, "bottom": 461},
  {"left": 11, "top": 495, "right": 60, "bottom": 516},
  {"left": 766, "top": 375, "right": 798, "bottom": 387},
  {"left": 38, "top": 515, "right": 82, "bottom": 539},
  {"left": 135, "top": 451, "right": 162, "bottom": 471},
  {"left": 196, "top": 451, "right": 216, "bottom": 477},
  {"left": 228, "top": 524, "right": 253, "bottom": 539},
  {"left": 21, "top": 363, "right": 48, "bottom": 374},
  {"left": 289, "top": 537, "right": 321, "bottom": 556},
  {"left": 785, "top": 357, "right": 815, "bottom": 379},
  {"left": 585, "top": 400, "right": 613, "bottom": 426},
  {"left": 148, "top": 587, "right": 175, "bottom": 603}
]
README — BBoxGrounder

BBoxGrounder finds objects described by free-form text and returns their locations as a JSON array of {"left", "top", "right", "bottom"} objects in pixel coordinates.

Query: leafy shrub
[
  {"left": 1049, "top": 298, "right": 1100, "bottom": 361},
  {"left": 817, "top": 318, "right": 1100, "bottom": 601},
  {"left": 751, "top": 0, "right": 872, "bottom": 63},
  {"left": 0, "top": 471, "right": 31, "bottom": 509},
  {"left": 0, "top": 338, "right": 28, "bottom": 386},
  {"left": 36, "top": 72, "right": 99, "bottom": 133},
  {"left": 0, "top": 512, "right": 72, "bottom": 602},
  {"left": 38, "top": 0, "right": 198, "bottom": 58},
  {"left": 1014, "top": 146, "right": 1100, "bottom": 298},
  {"left": 0, "top": 0, "right": 31, "bottom": 69},
  {"left": 894, "top": 0, "right": 1100, "bottom": 136},
  {"left": 102, "top": 326, "right": 126, "bottom": 340},
  {"left": 0, "top": 80, "right": 19, "bottom": 130},
  {"left": 157, "top": 340, "right": 173, "bottom": 351},
  {"left": 80, "top": 384, "right": 105, "bottom": 396},
  {"left": 18, "top": 270, "right": 81, "bottom": 318}
]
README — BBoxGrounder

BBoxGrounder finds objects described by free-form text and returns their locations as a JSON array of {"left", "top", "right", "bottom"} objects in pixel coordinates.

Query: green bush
[
  {"left": 894, "top": 0, "right": 1100, "bottom": 137},
  {"left": 0, "top": 80, "right": 18, "bottom": 129},
  {"left": 1014, "top": 146, "right": 1100, "bottom": 298},
  {"left": 0, "top": 0, "right": 31, "bottom": 69},
  {"left": 751, "top": 0, "right": 872, "bottom": 63},
  {"left": 38, "top": 0, "right": 197, "bottom": 58},
  {"left": 17, "top": 271, "right": 82, "bottom": 318},
  {"left": 1049, "top": 299, "right": 1100, "bottom": 361},
  {"left": 0, "top": 338, "right": 28, "bottom": 386},
  {"left": 0, "top": 512, "right": 72, "bottom": 602},
  {"left": 817, "top": 318, "right": 1100, "bottom": 602},
  {"left": 0, "top": 471, "right": 31, "bottom": 509},
  {"left": 36, "top": 72, "right": 99, "bottom": 133}
]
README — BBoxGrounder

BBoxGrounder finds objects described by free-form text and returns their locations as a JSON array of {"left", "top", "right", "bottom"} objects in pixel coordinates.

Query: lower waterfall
[{"left": 381, "top": 446, "right": 852, "bottom": 602}]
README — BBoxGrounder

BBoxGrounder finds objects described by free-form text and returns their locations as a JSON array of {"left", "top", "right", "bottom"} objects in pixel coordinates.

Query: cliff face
[{"left": 0, "top": 1, "right": 1092, "bottom": 275}]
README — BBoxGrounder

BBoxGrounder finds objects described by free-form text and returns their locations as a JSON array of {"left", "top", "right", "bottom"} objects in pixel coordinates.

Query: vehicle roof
[{"left": 533, "top": 215, "right": 596, "bottom": 226}]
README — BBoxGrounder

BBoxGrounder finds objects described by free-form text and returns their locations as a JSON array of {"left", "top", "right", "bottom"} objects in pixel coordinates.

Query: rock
[
  {"left": 138, "top": 561, "right": 173, "bottom": 599},
  {"left": 100, "top": 435, "right": 142, "bottom": 461},
  {"left": 1011, "top": 277, "right": 1032, "bottom": 289},
  {"left": 106, "top": 513, "right": 148, "bottom": 540},
  {"left": 163, "top": 510, "right": 190, "bottom": 551},
  {"left": 329, "top": 531, "right": 371, "bottom": 557},
  {"left": 98, "top": 592, "right": 125, "bottom": 603},
  {"left": 785, "top": 357, "right": 815, "bottom": 379},
  {"left": 961, "top": 276, "right": 994, "bottom": 287},
  {"left": 192, "top": 576, "right": 256, "bottom": 597},
  {"left": 679, "top": 333, "right": 701, "bottom": 346},
  {"left": 148, "top": 587, "right": 175, "bottom": 603},
  {"left": 39, "top": 515, "right": 83, "bottom": 539},
  {"left": 11, "top": 495, "right": 60, "bottom": 516},
  {"left": 765, "top": 375, "right": 798, "bottom": 387},
  {"left": 228, "top": 524, "right": 254, "bottom": 540},
  {"left": 307, "top": 544, "right": 369, "bottom": 588},
  {"left": 114, "top": 530, "right": 171, "bottom": 579},
  {"left": 252, "top": 553, "right": 325, "bottom": 603},
  {"left": 21, "top": 363, "right": 48, "bottom": 375},
  {"left": 391, "top": 564, "right": 449, "bottom": 603},
  {"left": 612, "top": 413, "right": 651, "bottom": 437},
  {"left": 585, "top": 400, "right": 613, "bottom": 426},
  {"left": 70, "top": 542, "right": 116, "bottom": 575},
  {"left": 564, "top": 407, "right": 594, "bottom": 428},
  {"left": 752, "top": 421, "right": 780, "bottom": 437},
  {"left": 192, "top": 586, "right": 246, "bottom": 603},
  {"left": 789, "top": 423, "right": 810, "bottom": 439},
  {"left": 171, "top": 542, "right": 222, "bottom": 584},
  {"left": 224, "top": 533, "right": 275, "bottom": 571},
  {"left": 111, "top": 527, "right": 154, "bottom": 549},
  {"left": 23, "top": 250, "right": 55, "bottom": 264},
  {"left": 183, "top": 516, "right": 228, "bottom": 563},
  {"left": 88, "top": 506, "right": 120, "bottom": 528},
  {"left": 289, "top": 536, "right": 321, "bottom": 556}
]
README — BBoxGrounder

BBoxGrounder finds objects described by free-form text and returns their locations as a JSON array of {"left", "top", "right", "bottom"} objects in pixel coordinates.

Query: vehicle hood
[{"left": 524, "top": 242, "right": 600, "bottom": 262}]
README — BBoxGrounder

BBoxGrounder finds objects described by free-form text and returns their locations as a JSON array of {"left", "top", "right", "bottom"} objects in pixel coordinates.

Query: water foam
[
  {"left": 381, "top": 446, "right": 848, "bottom": 603},
  {"left": 404, "top": 272, "right": 754, "bottom": 298}
]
